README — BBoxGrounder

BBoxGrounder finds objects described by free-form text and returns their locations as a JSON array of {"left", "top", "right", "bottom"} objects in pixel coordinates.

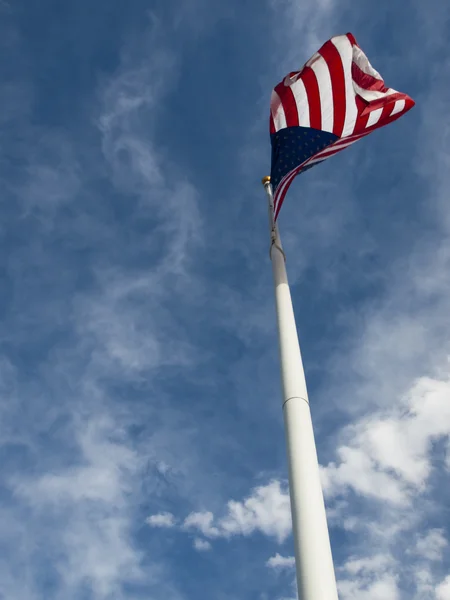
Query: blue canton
[{"left": 270, "top": 126, "right": 339, "bottom": 193}]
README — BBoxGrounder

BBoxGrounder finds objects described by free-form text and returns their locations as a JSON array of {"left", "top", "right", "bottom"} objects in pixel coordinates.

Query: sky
[{"left": 0, "top": 1, "right": 449, "bottom": 599}]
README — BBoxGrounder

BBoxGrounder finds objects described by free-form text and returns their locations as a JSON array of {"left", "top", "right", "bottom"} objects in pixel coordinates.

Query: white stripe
[
  {"left": 310, "top": 56, "right": 334, "bottom": 133},
  {"left": 276, "top": 168, "right": 295, "bottom": 194},
  {"left": 345, "top": 131, "right": 370, "bottom": 142},
  {"left": 304, "top": 140, "right": 361, "bottom": 168},
  {"left": 305, "top": 52, "right": 321, "bottom": 69},
  {"left": 332, "top": 132, "right": 366, "bottom": 146},
  {"left": 290, "top": 78, "right": 310, "bottom": 127},
  {"left": 352, "top": 46, "right": 383, "bottom": 81},
  {"left": 303, "top": 157, "right": 328, "bottom": 167},
  {"left": 390, "top": 98, "right": 406, "bottom": 116},
  {"left": 270, "top": 90, "right": 287, "bottom": 132},
  {"left": 275, "top": 169, "right": 297, "bottom": 203},
  {"left": 331, "top": 36, "right": 358, "bottom": 137},
  {"left": 366, "top": 108, "right": 383, "bottom": 128},
  {"left": 315, "top": 140, "right": 357, "bottom": 157},
  {"left": 354, "top": 83, "right": 397, "bottom": 103},
  {"left": 330, "top": 139, "right": 357, "bottom": 150}
]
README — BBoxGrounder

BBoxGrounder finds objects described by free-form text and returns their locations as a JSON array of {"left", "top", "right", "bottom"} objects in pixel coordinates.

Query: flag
[{"left": 270, "top": 33, "right": 415, "bottom": 218}]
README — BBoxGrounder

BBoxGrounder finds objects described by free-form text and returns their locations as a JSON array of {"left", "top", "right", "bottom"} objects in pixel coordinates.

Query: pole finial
[{"left": 261, "top": 176, "right": 271, "bottom": 186}]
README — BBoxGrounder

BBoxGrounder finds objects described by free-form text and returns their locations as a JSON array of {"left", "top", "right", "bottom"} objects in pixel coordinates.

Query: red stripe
[
  {"left": 360, "top": 92, "right": 408, "bottom": 116},
  {"left": 336, "top": 131, "right": 369, "bottom": 144},
  {"left": 274, "top": 179, "right": 294, "bottom": 219},
  {"left": 365, "top": 100, "right": 397, "bottom": 133},
  {"left": 274, "top": 164, "right": 304, "bottom": 218},
  {"left": 310, "top": 134, "right": 367, "bottom": 161},
  {"left": 274, "top": 188, "right": 287, "bottom": 219},
  {"left": 368, "top": 95, "right": 415, "bottom": 131},
  {"left": 352, "top": 62, "right": 388, "bottom": 93},
  {"left": 387, "top": 96, "right": 415, "bottom": 123},
  {"left": 314, "top": 142, "right": 357, "bottom": 160},
  {"left": 353, "top": 95, "right": 370, "bottom": 135},
  {"left": 346, "top": 32, "right": 358, "bottom": 47},
  {"left": 274, "top": 82, "right": 299, "bottom": 127},
  {"left": 286, "top": 70, "right": 301, "bottom": 83},
  {"left": 300, "top": 66, "right": 321, "bottom": 130},
  {"left": 404, "top": 96, "right": 415, "bottom": 111},
  {"left": 319, "top": 40, "right": 346, "bottom": 138}
]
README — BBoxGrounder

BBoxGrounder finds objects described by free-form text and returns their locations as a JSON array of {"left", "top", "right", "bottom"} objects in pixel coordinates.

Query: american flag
[{"left": 270, "top": 33, "right": 415, "bottom": 219}]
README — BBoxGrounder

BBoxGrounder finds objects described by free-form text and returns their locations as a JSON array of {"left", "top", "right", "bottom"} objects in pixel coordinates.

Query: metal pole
[{"left": 262, "top": 176, "right": 339, "bottom": 600}]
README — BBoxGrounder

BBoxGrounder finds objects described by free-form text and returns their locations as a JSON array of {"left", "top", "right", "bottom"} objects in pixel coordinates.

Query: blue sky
[{"left": 0, "top": 1, "right": 449, "bottom": 599}]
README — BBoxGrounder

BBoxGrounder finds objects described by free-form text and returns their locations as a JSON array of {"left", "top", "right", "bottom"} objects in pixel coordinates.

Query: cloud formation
[{"left": 182, "top": 480, "right": 292, "bottom": 544}]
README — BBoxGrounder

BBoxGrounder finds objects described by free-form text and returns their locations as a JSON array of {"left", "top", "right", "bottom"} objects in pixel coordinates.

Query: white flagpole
[{"left": 262, "top": 176, "right": 339, "bottom": 600}]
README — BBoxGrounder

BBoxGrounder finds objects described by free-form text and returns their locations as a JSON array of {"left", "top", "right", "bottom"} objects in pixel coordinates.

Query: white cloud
[
  {"left": 146, "top": 512, "right": 177, "bottom": 528},
  {"left": 266, "top": 554, "right": 295, "bottom": 570},
  {"left": 193, "top": 538, "right": 211, "bottom": 551},
  {"left": 218, "top": 480, "right": 291, "bottom": 542},
  {"left": 10, "top": 415, "right": 145, "bottom": 600},
  {"left": 183, "top": 511, "right": 220, "bottom": 538},
  {"left": 437, "top": 576, "right": 450, "bottom": 600},
  {"left": 338, "top": 575, "right": 400, "bottom": 600},
  {"left": 321, "top": 373, "right": 450, "bottom": 506},
  {"left": 182, "top": 480, "right": 291, "bottom": 543},
  {"left": 337, "top": 552, "right": 400, "bottom": 600},
  {"left": 341, "top": 555, "right": 394, "bottom": 576},
  {"left": 414, "top": 530, "right": 447, "bottom": 562},
  {"left": 321, "top": 445, "right": 408, "bottom": 505},
  {"left": 322, "top": 372, "right": 450, "bottom": 599},
  {"left": 414, "top": 568, "right": 435, "bottom": 597}
]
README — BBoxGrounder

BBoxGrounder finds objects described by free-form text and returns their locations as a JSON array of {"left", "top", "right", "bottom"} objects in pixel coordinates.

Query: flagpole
[{"left": 262, "top": 176, "right": 339, "bottom": 600}]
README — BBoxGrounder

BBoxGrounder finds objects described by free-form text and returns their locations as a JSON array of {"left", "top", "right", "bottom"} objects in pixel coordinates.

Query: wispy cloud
[
  {"left": 193, "top": 538, "right": 212, "bottom": 552},
  {"left": 269, "top": 0, "right": 336, "bottom": 60},
  {"left": 266, "top": 554, "right": 295, "bottom": 570},
  {"left": 0, "top": 7, "right": 206, "bottom": 600},
  {"left": 12, "top": 415, "right": 144, "bottom": 599}
]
